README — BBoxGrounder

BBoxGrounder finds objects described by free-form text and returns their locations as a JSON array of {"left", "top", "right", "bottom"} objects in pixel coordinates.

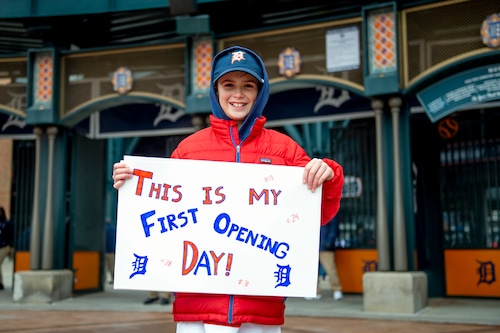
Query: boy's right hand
[{"left": 112, "top": 162, "right": 133, "bottom": 189}]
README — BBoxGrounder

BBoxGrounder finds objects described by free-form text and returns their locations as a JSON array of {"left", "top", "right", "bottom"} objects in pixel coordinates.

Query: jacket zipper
[
  {"left": 228, "top": 295, "right": 234, "bottom": 324},
  {"left": 230, "top": 124, "right": 242, "bottom": 163},
  {"left": 228, "top": 124, "right": 238, "bottom": 324}
]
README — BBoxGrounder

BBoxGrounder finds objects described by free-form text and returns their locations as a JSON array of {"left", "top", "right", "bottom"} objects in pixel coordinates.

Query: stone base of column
[
  {"left": 13, "top": 269, "right": 73, "bottom": 303},
  {"left": 363, "top": 271, "right": 428, "bottom": 313}
]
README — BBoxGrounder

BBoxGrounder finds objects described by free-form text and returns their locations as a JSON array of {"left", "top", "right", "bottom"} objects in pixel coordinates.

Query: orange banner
[
  {"left": 335, "top": 249, "right": 378, "bottom": 293},
  {"left": 445, "top": 249, "right": 500, "bottom": 297}
]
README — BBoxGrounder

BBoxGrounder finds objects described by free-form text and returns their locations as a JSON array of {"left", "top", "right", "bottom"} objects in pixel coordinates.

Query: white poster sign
[
  {"left": 114, "top": 155, "right": 322, "bottom": 297},
  {"left": 326, "top": 26, "right": 360, "bottom": 72}
]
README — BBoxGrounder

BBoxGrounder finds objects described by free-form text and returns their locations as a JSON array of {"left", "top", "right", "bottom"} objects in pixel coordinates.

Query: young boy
[{"left": 112, "top": 45, "right": 344, "bottom": 333}]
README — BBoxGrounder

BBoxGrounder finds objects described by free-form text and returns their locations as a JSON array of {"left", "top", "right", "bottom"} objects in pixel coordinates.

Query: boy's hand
[
  {"left": 112, "top": 162, "right": 133, "bottom": 189},
  {"left": 303, "top": 158, "right": 334, "bottom": 193}
]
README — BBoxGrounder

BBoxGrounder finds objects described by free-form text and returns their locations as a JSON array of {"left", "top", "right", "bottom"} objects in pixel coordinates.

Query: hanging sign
[{"left": 417, "top": 64, "right": 500, "bottom": 123}]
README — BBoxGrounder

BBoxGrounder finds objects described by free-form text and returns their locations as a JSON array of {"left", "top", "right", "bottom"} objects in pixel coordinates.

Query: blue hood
[{"left": 209, "top": 46, "right": 270, "bottom": 142}]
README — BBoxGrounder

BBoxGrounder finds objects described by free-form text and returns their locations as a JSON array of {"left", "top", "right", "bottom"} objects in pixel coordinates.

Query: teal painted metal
[
  {"left": 184, "top": 36, "right": 214, "bottom": 114},
  {"left": 27, "top": 129, "right": 70, "bottom": 270},
  {"left": 185, "top": 95, "right": 211, "bottom": 113},
  {"left": 51, "top": 130, "right": 69, "bottom": 269},
  {"left": 0, "top": 0, "right": 32, "bottom": 18},
  {"left": 0, "top": 0, "right": 227, "bottom": 19},
  {"left": 0, "top": 108, "right": 27, "bottom": 120},
  {"left": 105, "top": 139, "right": 123, "bottom": 224},
  {"left": 176, "top": 15, "right": 210, "bottom": 35},
  {"left": 11, "top": 141, "right": 35, "bottom": 252},
  {"left": 26, "top": 48, "right": 60, "bottom": 125},
  {"left": 104, "top": 137, "right": 139, "bottom": 239},
  {"left": 283, "top": 121, "right": 349, "bottom": 159},
  {"left": 283, "top": 125, "right": 304, "bottom": 147},
  {"left": 404, "top": 49, "right": 500, "bottom": 95},
  {"left": 70, "top": 134, "right": 107, "bottom": 291},
  {"left": 302, "top": 123, "right": 313, "bottom": 157},
  {"left": 59, "top": 94, "right": 186, "bottom": 128},
  {"left": 270, "top": 77, "right": 364, "bottom": 96},
  {"left": 397, "top": 105, "right": 416, "bottom": 271},
  {"left": 362, "top": 2, "right": 400, "bottom": 96},
  {"left": 417, "top": 64, "right": 500, "bottom": 123},
  {"left": 379, "top": 109, "right": 395, "bottom": 270}
]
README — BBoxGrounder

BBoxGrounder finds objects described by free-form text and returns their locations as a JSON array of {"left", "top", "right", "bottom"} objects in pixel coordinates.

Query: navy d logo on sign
[
  {"left": 481, "top": 13, "right": 500, "bottom": 48},
  {"left": 112, "top": 67, "right": 133, "bottom": 94}
]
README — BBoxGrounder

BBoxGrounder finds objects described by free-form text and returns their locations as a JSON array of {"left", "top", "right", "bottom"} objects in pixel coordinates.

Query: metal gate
[
  {"left": 439, "top": 109, "right": 500, "bottom": 249},
  {"left": 331, "top": 118, "right": 376, "bottom": 249},
  {"left": 11, "top": 140, "right": 35, "bottom": 251}
]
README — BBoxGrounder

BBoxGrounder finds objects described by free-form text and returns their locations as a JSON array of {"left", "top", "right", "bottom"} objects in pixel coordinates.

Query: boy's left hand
[{"left": 303, "top": 158, "right": 334, "bottom": 193}]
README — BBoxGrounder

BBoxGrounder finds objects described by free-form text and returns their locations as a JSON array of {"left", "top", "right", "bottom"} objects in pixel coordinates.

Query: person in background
[
  {"left": 0, "top": 206, "right": 14, "bottom": 290},
  {"left": 306, "top": 215, "right": 343, "bottom": 301},
  {"left": 105, "top": 218, "right": 116, "bottom": 284},
  {"left": 144, "top": 291, "right": 172, "bottom": 305},
  {"left": 112, "top": 45, "right": 344, "bottom": 333}
]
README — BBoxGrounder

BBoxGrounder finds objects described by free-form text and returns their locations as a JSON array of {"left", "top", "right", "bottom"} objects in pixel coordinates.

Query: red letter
[
  {"left": 202, "top": 186, "right": 212, "bottom": 204},
  {"left": 271, "top": 189, "right": 282, "bottom": 205},
  {"left": 149, "top": 183, "right": 161, "bottom": 199},
  {"left": 132, "top": 169, "right": 153, "bottom": 196},
  {"left": 172, "top": 185, "right": 183, "bottom": 202},
  {"left": 215, "top": 186, "right": 226, "bottom": 204},
  {"left": 249, "top": 189, "right": 268, "bottom": 205},
  {"left": 182, "top": 241, "right": 198, "bottom": 275},
  {"left": 209, "top": 251, "right": 224, "bottom": 275},
  {"left": 161, "top": 184, "right": 172, "bottom": 201}
]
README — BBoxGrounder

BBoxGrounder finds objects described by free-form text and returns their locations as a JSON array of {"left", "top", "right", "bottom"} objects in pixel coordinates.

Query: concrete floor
[{"left": 1, "top": 255, "right": 499, "bottom": 333}]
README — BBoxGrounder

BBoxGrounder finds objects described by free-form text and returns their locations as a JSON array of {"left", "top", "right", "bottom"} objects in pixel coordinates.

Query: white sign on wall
[
  {"left": 326, "top": 26, "right": 360, "bottom": 73},
  {"left": 114, "top": 155, "right": 322, "bottom": 297}
]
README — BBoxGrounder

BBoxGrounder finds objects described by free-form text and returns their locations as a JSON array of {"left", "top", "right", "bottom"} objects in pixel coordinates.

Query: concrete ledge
[
  {"left": 13, "top": 269, "right": 73, "bottom": 303},
  {"left": 363, "top": 271, "right": 428, "bottom": 314}
]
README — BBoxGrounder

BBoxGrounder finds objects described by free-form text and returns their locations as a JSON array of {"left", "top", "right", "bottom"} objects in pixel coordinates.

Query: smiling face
[{"left": 216, "top": 71, "right": 259, "bottom": 127}]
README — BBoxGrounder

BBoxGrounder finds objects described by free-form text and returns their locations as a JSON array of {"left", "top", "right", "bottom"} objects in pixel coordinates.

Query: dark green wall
[{"left": 70, "top": 135, "right": 106, "bottom": 254}]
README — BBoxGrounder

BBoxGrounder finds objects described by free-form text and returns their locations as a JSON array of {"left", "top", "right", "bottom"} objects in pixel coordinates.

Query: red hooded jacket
[{"left": 170, "top": 115, "right": 344, "bottom": 326}]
